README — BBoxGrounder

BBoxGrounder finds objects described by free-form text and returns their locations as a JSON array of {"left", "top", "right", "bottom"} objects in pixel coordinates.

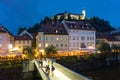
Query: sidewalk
[{"left": 49, "top": 68, "right": 71, "bottom": 80}]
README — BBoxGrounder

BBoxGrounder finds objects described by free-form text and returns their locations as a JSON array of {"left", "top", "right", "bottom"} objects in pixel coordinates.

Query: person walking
[{"left": 45, "top": 65, "right": 50, "bottom": 76}]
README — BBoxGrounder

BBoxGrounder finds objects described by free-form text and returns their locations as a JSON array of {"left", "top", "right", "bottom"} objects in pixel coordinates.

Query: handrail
[{"left": 34, "top": 60, "right": 50, "bottom": 80}]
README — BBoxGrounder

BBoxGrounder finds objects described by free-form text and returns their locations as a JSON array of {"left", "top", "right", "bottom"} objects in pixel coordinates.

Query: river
[{"left": 81, "top": 64, "right": 120, "bottom": 80}]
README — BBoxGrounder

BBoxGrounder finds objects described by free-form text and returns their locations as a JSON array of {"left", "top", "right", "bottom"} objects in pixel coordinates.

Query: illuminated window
[
  {"left": 56, "top": 30, "right": 58, "bottom": 33},
  {"left": 56, "top": 38, "right": 59, "bottom": 40},
  {"left": 45, "top": 43, "right": 48, "bottom": 47},
  {"left": 39, "top": 43, "right": 41, "bottom": 47}
]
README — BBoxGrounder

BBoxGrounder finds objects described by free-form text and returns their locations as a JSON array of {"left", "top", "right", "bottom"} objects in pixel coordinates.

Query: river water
[{"left": 81, "top": 64, "right": 120, "bottom": 80}]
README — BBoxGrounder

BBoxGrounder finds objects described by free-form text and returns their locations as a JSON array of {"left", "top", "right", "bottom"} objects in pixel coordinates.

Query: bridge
[{"left": 23, "top": 59, "right": 91, "bottom": 80}]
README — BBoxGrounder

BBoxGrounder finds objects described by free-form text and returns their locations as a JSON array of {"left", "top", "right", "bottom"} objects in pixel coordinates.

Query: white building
[{"left": 62, "top": 21, "right": 96, "bottom": 52}]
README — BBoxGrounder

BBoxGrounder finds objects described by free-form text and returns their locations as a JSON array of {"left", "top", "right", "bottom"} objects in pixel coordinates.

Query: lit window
[
  {"left": 56, "top": 30, "right": 58, "bottom": 33},
  {"left": 39, "top": 43, "right": 41, "bottom": 47},
  {"left": 45, "top": 43, "right": 48, "bottom": 47},
  {"left": 56, "top": 38, "right": 59, "bottom": 40}
]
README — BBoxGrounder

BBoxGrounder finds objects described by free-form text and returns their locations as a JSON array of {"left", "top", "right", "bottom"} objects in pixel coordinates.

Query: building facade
[
  {"left": 36, "top": 21, "right": 69, "bottom": 51},
  {"left": 62, "top": 21, "right": 96, "bottom": 52},
  {"left": 14, "top": 31, "right": 33, "bottom": 50},
  {"left": 0, "top": 25, "right": 11, "bottom": 53}
]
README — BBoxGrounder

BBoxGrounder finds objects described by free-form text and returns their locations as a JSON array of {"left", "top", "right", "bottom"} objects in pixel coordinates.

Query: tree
[
  {"left": 23, "top": 47, "right": 34, "bottom": 60},
  {"left": 17, "top": 27, "right": 27, "bottom": 35},
  {"left": 45, "top": 45, "right": 58, "bottom": 58},
  {"left": 98, "top": 42, "right": 111, "bottom": 58},
  {"left": 111, "top": 44, "right": 120, "bottom": 60},
  {"left": 28, "top": 23, "right": 40, "bottom": 36},
  {"left": 86, "top": 17, "right": 116, "bottom": 32}
]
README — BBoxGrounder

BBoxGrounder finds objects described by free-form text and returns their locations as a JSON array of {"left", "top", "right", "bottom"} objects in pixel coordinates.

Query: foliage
[
  {"left": 23, "top": 47, "right": 34, "bottom": 60},
  {"left": 31, "top": 37, "right": 36, "bottom": 49},
  {"left": 17, "top": 27, "right": 27, "bottom": 35},
  {"left": 86, "top": 17, "right": 116, "bottom": 32},
  {"left": 45, "top": 45, "right": 58, "bottom": 58},
  {"left": 98, "top": 42, "right": 111, "bottom": 57},
  {"left": 111, "top": 44, "right": 120, "bottom": 59}
]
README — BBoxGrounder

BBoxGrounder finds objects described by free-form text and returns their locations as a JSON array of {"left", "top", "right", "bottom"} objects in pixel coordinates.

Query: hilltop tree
[
  {"left": 17, "top": 27, "right": 27, "bottom": 35},
  {"left": 86, "top": 17, "right": 116, "bottom": 32}
]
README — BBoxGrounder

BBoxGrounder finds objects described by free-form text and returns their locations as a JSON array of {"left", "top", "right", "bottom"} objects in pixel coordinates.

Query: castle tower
[{"left": 82, "top": 9, "right": 86, "bottom": 20}]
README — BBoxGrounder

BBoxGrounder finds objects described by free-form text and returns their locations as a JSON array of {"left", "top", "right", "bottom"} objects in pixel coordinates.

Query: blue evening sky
[{"left": 0, "top": 0, "right": 120, "bottom": 35}]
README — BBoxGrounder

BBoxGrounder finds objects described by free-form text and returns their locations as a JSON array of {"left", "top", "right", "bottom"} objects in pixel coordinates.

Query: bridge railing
[
  {"left": 53, "top": 62, "right": 90, "bottom": 80},
  {"left": 34, "top": 60, "right": 50, "bottom": 80}
]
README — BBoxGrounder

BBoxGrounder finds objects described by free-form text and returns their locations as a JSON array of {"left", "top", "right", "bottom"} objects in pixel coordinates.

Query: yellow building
[
  {"left": 14, "top": 31, "right": 33, "bottom": 51},
  {"left": 36, "top": 22, "right": 69, "bottom": 51}
]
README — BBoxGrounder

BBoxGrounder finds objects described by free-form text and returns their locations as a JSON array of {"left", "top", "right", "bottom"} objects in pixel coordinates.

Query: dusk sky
[{"left": 0, "top": 0, "right": 120, "bottom": 35}]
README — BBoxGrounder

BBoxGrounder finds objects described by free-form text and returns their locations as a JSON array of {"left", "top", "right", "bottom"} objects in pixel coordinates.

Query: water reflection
[{"left": 81, "top": 65, "right": 120, "bottom": 80}]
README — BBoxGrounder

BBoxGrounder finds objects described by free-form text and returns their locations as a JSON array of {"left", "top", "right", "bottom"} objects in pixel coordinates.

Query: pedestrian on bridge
[{"left": 45, "top": 65, "right": 50, "bottom": 76}]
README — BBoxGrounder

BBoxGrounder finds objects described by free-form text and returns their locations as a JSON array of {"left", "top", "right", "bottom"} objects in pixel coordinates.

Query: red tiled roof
[
  {"left": 39, "top": 21, "right": 68, "bottom": 35},
  {"left": 0, "top": 24, "right": 10, "bottom": 33},
  {"left": 14, "top": 33, "right": 32, "bottom": 40},
  {"left": 64, "top": 21, "right": 95, "bottom": 30}
]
